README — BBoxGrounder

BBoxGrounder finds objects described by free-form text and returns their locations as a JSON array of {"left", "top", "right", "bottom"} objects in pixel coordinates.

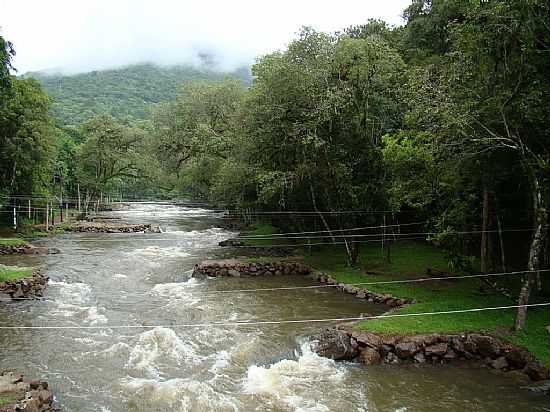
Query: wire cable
[{"left": 0, "top": 302, "right": 548, "bottom": 330}]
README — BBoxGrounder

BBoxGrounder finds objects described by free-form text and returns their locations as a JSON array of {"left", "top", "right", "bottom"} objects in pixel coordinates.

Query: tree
[
  {"left": 75, "top": 114, "right": 148, "bottom": 198},
  {"left": 405, "top": 0, "right": 550, "bottom": 328},
  {"left": 0, "top": 78, "right": 56, "bottom": 197}
]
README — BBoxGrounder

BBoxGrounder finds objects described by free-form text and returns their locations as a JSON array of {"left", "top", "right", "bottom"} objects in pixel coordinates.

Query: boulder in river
[{"left": 310, "top": 328, "right": 358, "bottom": 360}]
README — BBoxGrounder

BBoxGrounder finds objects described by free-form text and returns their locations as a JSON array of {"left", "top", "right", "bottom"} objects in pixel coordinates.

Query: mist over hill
[{"left": 25, "top": 63, "right": 252, "bottom": 126}]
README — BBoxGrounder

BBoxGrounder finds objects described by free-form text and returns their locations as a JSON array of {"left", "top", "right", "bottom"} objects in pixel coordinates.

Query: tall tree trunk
[
  {"left": 481, "top": 189, "right": 491, "bottom": 273},
  {"left": 309, "top": 183, "right": 335, "bottom": 243},
  {"left": 515, "top": 173, "right": 547, "bottom": 330}
]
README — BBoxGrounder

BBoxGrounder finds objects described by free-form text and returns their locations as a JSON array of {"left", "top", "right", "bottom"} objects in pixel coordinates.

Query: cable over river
[{"left": 0, "top": 204, "right": 548, "bottom": 411}]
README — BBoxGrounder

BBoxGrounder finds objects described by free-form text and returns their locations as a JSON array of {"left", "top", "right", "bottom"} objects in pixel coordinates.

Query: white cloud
[{"left": 0, "top": 0, "right": 410, "bottom": 74}]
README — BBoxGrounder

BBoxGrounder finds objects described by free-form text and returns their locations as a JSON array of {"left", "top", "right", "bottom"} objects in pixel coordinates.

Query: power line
[{"left": 0, "top": 302, "right": 548, "bottom": 330}]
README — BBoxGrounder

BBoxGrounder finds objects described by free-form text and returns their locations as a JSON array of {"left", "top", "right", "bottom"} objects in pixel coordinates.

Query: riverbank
[
  {"left": 0, "top": 371, "right": 57, "bottom": 411},
  {"left": 0, "top": 265, "right": 48, "bottom": 300},
  {"left": 300, "top": 242, "right": 550, "bottom": 369}
]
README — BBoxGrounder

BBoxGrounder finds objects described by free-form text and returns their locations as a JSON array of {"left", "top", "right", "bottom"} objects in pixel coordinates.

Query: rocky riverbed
[
  {"left": 0, "top": 371, "right": 57, "bottom": 412},
  {"left": 0, "top": 270, "right": 48, "bottom": 301}
]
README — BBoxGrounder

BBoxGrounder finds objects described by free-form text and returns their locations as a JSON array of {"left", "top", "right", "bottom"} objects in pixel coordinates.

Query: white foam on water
[
  {"left": 48, "top": 280, "right": 92, "bottom": 305},
  {"left": 101, "top": 342, "right": 131, "bottom": 358},
  {"left": 127, "top": 246, "right": 191, "bottom": 259},
  {"left": 126, "top": 327, "right": 200, "bottom": 378},
  {"left": 74, "top": 337, "right": 102, "bottom": 346},
  {"left": 244, "top": 341, "right": 345, "bottom": 411},
  {"left": 209, "top": 350, "right": 231, "bottom": 374},
  {"left": 120, "top": 377, "right": 239, "bottom": 412},
  {"left": 150, "top": 283, "right": 201, "bottom": 307},
  {"left": 51, "top": 303, "right": 108, "bottom": 325},
  {"left": 112, "top": 273, "right": 128, "bottom": 279}
]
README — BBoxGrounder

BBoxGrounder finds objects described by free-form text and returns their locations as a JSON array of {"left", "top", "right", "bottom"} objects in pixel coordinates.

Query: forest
[{"left": 1, "top": 0, "right": 549, "bottom": 330}]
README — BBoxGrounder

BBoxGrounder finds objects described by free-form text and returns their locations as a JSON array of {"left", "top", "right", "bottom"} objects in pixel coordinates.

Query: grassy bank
[
  {"left": 0, "top": 238, "right": 28, "bottom": 247},
  {"left": 0, "top": 265, "right": 33, "bottom": 283},
  {"left": 241, "top": 223, "right": 282, "bottom": 246},
  {"left": 303, "top": 241, "right": 550, "bottom": 366}
]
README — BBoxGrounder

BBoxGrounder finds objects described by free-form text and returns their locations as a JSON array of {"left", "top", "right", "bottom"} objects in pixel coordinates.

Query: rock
[
  {"left": 470, "top": 334, "right": 502, "bottom": 358},
  {"left": 384, "top": 352, "right": 400, "bottom": 364},
  {"left": 356, "top": 292, "right": 366, "bottom": 299},
  {"left": 380, "top": 344, "right": 394, "bottom": 357},
  {"left": 505, "top": 347, "right": 533, "bottom": 369},
  {"left": 22, "top": 398, "right": 42, "bottom": 412},
  {"left": 490, "top": 356, "right": 509, "bottom": 370},
  {"left": 310, "top": 329, "right": 358, "bottom": 360},
  {"left": 349, "top": 331, "right": 383, "bottom": 348},
  {"left": 425, "top": 343, "right": 448, "bottom": 357},
  {"left": 29, "top": 379, "right": 40, "bottom": 389},
  {"left": 524, "top": 360, "right": 550, "bottom": 381},
  {"left": 414, "top": 352, "right": 426, "bottom": 363},
  {"left": 227, "top": 269, "right": 240, "bottom": 277},
  {"left": 395, "top": 341, "right": 419, "bottom": 358},
  {"left": 444, "top": 349, "right": 457, "bottom": 360},
  {"left": 38, "top": 389, "right": 53, "bottom": 404},
  {"left": 450, "top": 336, "right": 465, "bottom": 353},
  {"left": 344, "top": 285, "right": 358, "bottom": 294},
  {"left": 359, "top": 347, "right": 381, "bottom": 365}
]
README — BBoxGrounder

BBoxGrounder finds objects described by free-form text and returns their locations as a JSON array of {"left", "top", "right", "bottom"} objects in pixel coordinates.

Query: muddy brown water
[{"left": 0, "top": 203, "right": 548, "bottom": 411}]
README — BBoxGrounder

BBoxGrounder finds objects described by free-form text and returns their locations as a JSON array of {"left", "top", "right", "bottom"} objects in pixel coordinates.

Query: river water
[{"left": 0, "top": 203, "right": 548, "bottom": 411}]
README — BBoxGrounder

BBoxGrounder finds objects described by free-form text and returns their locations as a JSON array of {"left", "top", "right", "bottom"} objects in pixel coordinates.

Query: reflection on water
[{"left": 0, "top": 203, "right": 548, "bottom": 412}]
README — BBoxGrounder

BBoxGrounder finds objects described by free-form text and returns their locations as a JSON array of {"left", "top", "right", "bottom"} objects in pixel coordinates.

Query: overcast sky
[{"left": 0, "top": 0, "right": 410, "bottom": 74}]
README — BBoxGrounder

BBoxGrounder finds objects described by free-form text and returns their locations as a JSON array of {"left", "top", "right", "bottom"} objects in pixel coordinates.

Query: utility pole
[
  {"left": 60, "top": 177, "right": 64, "bottom": 223},
  {"left": 45, "top": 202, "right": 49, "bottom": 230},
  {"left": 77, "top": 183, "right": 81, "bottom": 213},
  {"left": 28, "top": 199, "right": 31, "bottom": 219}
]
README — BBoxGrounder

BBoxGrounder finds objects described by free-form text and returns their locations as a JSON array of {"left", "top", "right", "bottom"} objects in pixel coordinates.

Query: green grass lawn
[
  {"left": 0, "top": 265, "right": 33, "bottom": 283},
  {"left": 303, "top": 241, "right": 550, "bottom": 366},
  {"left": 241, "top": 223, "right": 283, "bottom": 246},
  {"left": 0, "top": 238, "right": 28, "bottom": 247}
]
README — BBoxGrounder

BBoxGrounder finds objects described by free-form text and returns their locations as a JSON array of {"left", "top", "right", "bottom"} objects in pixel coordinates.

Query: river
[{"left": 0, "top": 203, "right": 548, "bottom": 411}]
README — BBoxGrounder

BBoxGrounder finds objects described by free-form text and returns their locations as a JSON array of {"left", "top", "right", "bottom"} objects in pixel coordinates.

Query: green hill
[{"left": 24, "top": 63, "right": 251, "bottom": 126}]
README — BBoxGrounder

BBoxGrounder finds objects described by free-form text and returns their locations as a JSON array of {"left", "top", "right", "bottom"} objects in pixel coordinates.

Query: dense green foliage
[{"left": 26, "top": 63, "right": 251, "bottom": 126}]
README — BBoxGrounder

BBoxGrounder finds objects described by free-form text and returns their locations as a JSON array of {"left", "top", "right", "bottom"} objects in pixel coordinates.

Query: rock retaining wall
[
  {"left": 311, "top": 328, "right": 550, "bottom": 382},
  {"left": 193, "top": 259, "right": 311, "bottom": 278},
  {"left": 0, "top": 271, "right": 48, "bottom": 301},
  {"left": 60, "top": 221, "right": 160, "bottom": 233},
  {"left": 0, "top": 245, "right": 59, "bottom": 256},
  {"left": 0, "top": 371, "right": 58, "bottom": 411},
  {"left": 313, "top": 271, "right": 414, "bottom": 308}
]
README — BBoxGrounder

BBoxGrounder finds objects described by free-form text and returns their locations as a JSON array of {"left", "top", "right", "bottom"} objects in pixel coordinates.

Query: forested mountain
[{"left": 24, "top": 63, "right": 251, "bottom": 125}]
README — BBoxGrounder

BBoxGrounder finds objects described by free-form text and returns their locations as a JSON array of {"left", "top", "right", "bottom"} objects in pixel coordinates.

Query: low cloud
[{"left": 0, "top": 0, "right": 409, "bottom": 74}]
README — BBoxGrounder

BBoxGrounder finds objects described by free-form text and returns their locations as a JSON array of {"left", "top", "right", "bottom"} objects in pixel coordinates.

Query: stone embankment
[
  {"left": 0, "top": 245, "right": 59, "bottom": 256},
  {"left": 0, "top": 271, "right": 48, "bottom": 301},
  {"left": 0, "top": 371, "right": 58, "bottom": 411},
  {"left": 312, "top": 271, "right": 414, "bottom": 308},
  {"left": 311, "top": 327, "right": 550, "bottom": 384},
  {"left": 193, "top": 259, "right": 311, "bottom": 278},
  {"left": 59, "top": 221, "right": 161, "bottom": 233}
]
